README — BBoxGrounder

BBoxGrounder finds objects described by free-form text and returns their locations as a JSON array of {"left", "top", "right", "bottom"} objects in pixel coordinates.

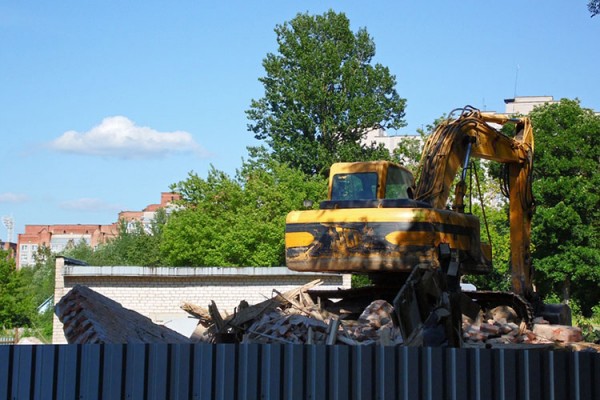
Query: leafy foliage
[
  {"left": 0, "top": 250, "right": 34, "bottom": 328},
  {"left": 529, "top": 99, "right": 600, "bottom": 315},
  {"left": 162, "top": 149, "right": 327, "bottom": 266},
  {"left": 390, "top": 133, "right": 424, "bottom": 174},
  {"left": 462, "top": 205, "right": 512, "bottom": 292},
  {"left": 0, "top": 247, "right": 55, "bottom": 341},
  {"left": 64, "top": 209, "right": 168, "bottom": 266},
  {"left": 246, "top": 10, "right": 406, "bottom": 176},
  {"left": 589, "top": 0, "right": 600, "bottom": 17}
]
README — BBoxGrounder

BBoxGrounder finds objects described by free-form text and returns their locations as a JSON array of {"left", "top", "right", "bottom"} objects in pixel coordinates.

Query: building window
[{"left": 21, "top": 244, "right": 28, "bottom": 251}]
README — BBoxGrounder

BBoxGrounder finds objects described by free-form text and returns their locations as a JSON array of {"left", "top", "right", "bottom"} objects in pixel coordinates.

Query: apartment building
[
  {"left": 16, "top": 192, "right": 180, "bottom": 269},
  {"left": 503, "top": 96, "right": 557, "bottom": 115}
]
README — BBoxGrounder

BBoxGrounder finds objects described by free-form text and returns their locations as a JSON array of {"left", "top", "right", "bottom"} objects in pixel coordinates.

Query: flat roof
[{"left": 63, "top": 265, "right": 345, "bottom": 278}]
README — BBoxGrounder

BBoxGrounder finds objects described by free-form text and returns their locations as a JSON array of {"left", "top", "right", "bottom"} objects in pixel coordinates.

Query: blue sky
[{"left": 1, "top": 1, "right": 599, "bottom": 239}]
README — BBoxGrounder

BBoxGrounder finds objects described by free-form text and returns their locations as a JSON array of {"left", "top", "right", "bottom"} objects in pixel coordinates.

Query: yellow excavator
[{"left": 285, "top": 106, "right": 568, "bottom": 344}]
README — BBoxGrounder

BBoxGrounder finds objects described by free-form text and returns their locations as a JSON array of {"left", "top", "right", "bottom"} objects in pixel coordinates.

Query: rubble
[
  {"left": 184, "top": 280, "right": 403, "bottom": 345},
  {"left": 532, "top": 324, "right": 583, "bottom": 343},
  {"left": 461, "top": 307, "right": 590, "bottom": 349},
  {"left": 56, "top": 284, "right": 191, "bottom": 344},
  {"left": 55, "top": 283, "right": 596, "bottom": 352}
]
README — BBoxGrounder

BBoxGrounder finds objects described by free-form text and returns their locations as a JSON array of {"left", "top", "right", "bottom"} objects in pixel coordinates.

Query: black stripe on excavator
[
  {"left": 319, "top": 199, "right": 432, "bottom": 209},
  {"left": 286, "top": 221, "right": 473, "bottom": 237}
]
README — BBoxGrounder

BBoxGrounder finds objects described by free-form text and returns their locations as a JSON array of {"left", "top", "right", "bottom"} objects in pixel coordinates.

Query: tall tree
[
  {"left": 247, "top": 10, "right": 406, "bottom": 176},
  {"left": 529, "top": 99, "right": 600, "bottom": 315}
]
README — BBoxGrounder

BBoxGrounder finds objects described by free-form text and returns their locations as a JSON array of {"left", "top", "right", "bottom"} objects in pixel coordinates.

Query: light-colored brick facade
[{"left": 52, "top": 257, "right": 351, "bottom": 344}]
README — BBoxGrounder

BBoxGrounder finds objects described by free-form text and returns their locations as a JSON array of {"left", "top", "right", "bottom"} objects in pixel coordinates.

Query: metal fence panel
[
  {"left": 80, "top": 344, "right": 102, "bottom": 400},
  {"left": 237, "top": 343, "right": 260, "bottom": 400},
  {"left": 33, "top": 345, "right": 57, "bottom": 400},
  {"left": 0, "top": 343, "right": 599, "bottom": 400},
  {"left": 260, "top": 342, "right": 282, "bottom": 400},
  {"left": 13, "top": 345, "right": 35, "bottom": 400},
  {"left": 102, "top": 344, "right": 125, "bottom": 399},
  {"left": 0, "top": 346, "right": 11, "bottom": 399},
  {"left": 169, "top": 343, "right": 192, "bottom": 400},
  {"left": 55, "top": 344, "right": 79, "bottom": 400},
  {"left": 191, "top": 341, "right": 215, "bottom": 400}
]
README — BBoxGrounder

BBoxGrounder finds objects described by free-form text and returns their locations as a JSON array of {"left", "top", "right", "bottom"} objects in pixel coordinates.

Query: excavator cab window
[
  {"left": 331, "top": 173, "right": 377, "bottom": 201},
  {"left": 384, "top": 166, "right": 414, "bottom": 199}
]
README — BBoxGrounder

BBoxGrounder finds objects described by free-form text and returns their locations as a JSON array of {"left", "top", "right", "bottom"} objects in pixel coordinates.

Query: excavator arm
[{"left": 414, "top": 106, "right": 535, "bottom": 299}]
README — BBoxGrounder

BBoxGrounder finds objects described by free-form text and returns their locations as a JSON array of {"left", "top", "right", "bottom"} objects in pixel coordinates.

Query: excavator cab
[
  {"left": 331, "top": 173, "right": 377, "bottom": 201},
  {"left": 328, "top": 161, "right": 414, "bottom": 202}
]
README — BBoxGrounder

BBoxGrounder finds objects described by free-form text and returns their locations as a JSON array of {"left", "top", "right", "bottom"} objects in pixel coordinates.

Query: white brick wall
[{"left": 52, "top": 258, "right": 351, "bottom": 344}]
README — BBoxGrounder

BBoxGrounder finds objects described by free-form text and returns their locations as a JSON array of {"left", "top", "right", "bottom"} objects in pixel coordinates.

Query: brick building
[
  {"left": 17, "top": 224, "right": 117, "bottom": 268},
  {"left": 16, "top": 192, "right": 180, "bottom": 269},
  {"left": 118, "top": 192, "right": 181, "bottom": 233}
]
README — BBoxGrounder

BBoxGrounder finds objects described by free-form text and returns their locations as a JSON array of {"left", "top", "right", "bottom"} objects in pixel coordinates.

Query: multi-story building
[
  {"left": 503, "top": 95, "right": 557, "bottom": 115},
  {"left": 362, "top": 127, "right": 422, "bottom": 155},
  {"left": 118, "top": 192, "right": 181, "bottom": 233},
  {"left": 16, "top": 192, "right": 180, "bottom": 269},
  {"left": 504, "top": 95, "right": 598, "bottom": 117},
  {"left": 17, "top": 224, "right": 117, "bottom": 268}
]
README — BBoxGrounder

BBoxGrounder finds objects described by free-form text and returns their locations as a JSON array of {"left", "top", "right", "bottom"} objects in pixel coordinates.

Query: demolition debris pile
[
  {"left": 55, "top": 285, "right": 191, "bottom": 344},
  {"left": 55, "top": 282, "right": 598, "bottom": 352},
  {"left": 182, "top": 279, "right": 403, "bottom": 346},
  {"left": 462, "top": 307, "right": 584, "bottom": 347}
]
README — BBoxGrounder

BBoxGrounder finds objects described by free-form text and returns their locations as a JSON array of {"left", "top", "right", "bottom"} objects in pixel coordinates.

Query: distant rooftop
[{"left": 503, "top": 96, "right": 557, "bottom": 115}]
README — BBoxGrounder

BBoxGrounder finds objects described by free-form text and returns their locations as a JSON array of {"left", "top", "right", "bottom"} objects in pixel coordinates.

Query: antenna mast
[{"left": 513, "top": 64, "right": 520, "bottom": 98}]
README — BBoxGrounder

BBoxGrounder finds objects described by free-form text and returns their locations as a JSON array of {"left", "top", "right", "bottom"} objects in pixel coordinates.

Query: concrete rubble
[
  {"left": 55, "top": 283, "right": 598, "bottom": 352},
  {"left": 183, "top": 280, "right": 403, "bottom": 345},
  {"left": 55, "top": 284, "right": 191, "bottom": 344},
  {"left": 461, "top": 306, "right": 596, "bottom": 351}
]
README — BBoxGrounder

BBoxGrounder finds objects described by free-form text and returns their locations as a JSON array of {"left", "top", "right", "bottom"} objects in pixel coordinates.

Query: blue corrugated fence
[{"left": 1, "top": 343, "right": 599, "bottom": 399}]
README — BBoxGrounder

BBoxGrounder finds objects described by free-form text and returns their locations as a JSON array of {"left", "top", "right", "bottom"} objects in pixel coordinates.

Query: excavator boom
[{"left": 415, "top": 107, "right": 534, "bottom": 298}]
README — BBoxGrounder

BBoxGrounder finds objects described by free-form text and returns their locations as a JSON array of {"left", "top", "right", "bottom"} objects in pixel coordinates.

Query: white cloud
[
  {"left": 0, "top": 192, "right": 29, "bottom": 203},
  {"left": 49, "top": 116, "right": 204, "bottom": 159},
  {"left": 59, "top": 198, "right": 123, "bottom": 212}
]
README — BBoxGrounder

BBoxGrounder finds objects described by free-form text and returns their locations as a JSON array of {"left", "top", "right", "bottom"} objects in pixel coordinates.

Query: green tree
[
  {"left": 23, "top": 247, "right": 57, "bottom": 341},
  {"left": 246, "top": 10, "right": 406, "bottom": 176},
  {"left": 0, "top": 246, "right": 56, "bottom": 340},
  {"left": 162, "top": 149, "right": 327, "bottom": 266},
  {"left": 391, "top": 134, "right": 423, "bottom": 174},
  {"left": 63, "top": 209, "right": 168, "bottom": 266},
  {"left": 0, "top": 250, "right": 35, "bottom": 328},
  {"left": 589, "top": 0, "right": 600, "bottom": 17},
  {"left": 29, "top": 246, "right": 56, "bottom": 307},
  {"left": 462, "top": 205, "right": 512, "bottom": 292},
  {"left": 529, "top": 99, "right": 600, "bottom": 315}
]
